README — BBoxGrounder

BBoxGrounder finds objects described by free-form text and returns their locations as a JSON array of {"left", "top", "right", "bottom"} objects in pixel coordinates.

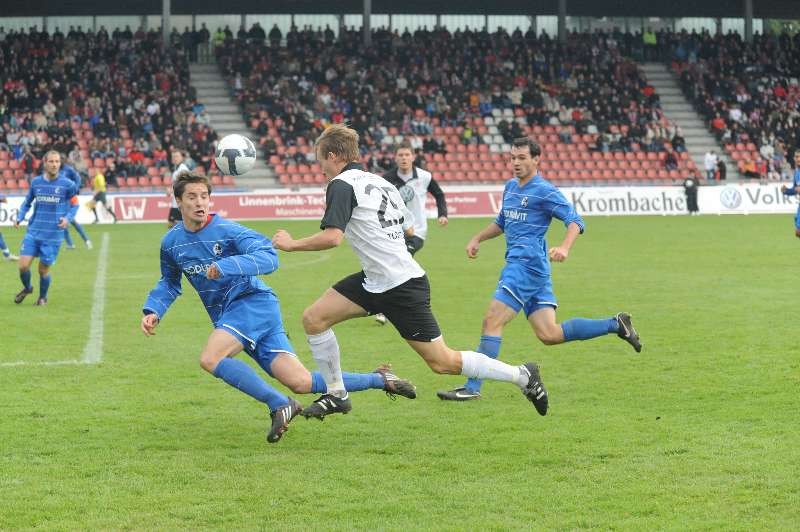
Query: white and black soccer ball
[{"left": 214, "top": 134, "right": 257, "bottom": 176}]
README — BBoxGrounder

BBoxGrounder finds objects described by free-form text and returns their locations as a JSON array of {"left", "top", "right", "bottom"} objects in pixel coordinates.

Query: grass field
[{"left": 0, "top": 214, "right": 798, "bottom": 530}]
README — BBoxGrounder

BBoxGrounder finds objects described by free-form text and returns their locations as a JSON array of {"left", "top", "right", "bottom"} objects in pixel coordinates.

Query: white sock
[
  {"left": 459, "top": 351, "right": 528, "bottom": 388},
  {"left": 306, "top": 329, "right": 347, "bottom": 397}
]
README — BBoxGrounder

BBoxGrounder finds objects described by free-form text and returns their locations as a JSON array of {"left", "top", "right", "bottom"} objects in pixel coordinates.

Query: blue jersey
[
  {"left": 17, "top": 175, "right": 79, "bottom": 243},
  {"left": 494, "top": 174, "right": 584, "bottom": 277},
  {"left": 785, "top": 168, "right": 800, "bottom": 195},
  {"left": 59, "top": 164, "right": 83, "bottom": 189},
  {"left": 143, "top": 214, "right": 280, "bottom": 325}
]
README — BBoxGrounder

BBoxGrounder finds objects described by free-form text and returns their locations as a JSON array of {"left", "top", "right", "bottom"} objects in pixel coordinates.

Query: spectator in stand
[
  {"left": 704, "top": 151, "right": 718, "bottom": 181},
  {"left": 664, "top": 151, "right": 679, "bottom": 171},
  {"left": 742, "top": 158, "right": 760, "bottom": 179},
  {"left": 717, "top": 159, "right": 727, "bottom": 181}
]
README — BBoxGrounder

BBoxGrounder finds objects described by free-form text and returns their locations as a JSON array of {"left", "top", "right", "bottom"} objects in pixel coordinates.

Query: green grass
[{"left": 0, "top": 215, "right": 798, "bottom": 530}]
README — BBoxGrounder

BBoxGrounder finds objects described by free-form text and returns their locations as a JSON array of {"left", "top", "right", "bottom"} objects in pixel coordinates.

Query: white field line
[
  {"left": 81, "top": 232, "right": 110, "bottom": 364},
  {"left": 0, "top": 233, "right": 110, "bottom": 368}
]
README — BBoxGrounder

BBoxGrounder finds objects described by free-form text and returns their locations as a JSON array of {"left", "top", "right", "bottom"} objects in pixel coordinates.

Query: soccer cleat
[
  {"left": 34, "top": 297, "right": 47, "bottom": 306},
  {"left": 374, "top": 364, "right": 416, "bottom": 399},
  {"left": 436, "top": 387, "right": 481, "bottom": 401},
  {"left": 3, "top": 253, "right": 19, "bottom": 261},
  {"left": 14, "top": 287, "right": 33, "bottom": 304},
  {"left": 616, "top": 312, "right": 642, "bottom": 353},
  {"left": 520, "top": 363, "right": 548, "bottom": 416},
  {"left": 374, "top": 313, "right": 387, "bottom": 325},
  {"left": 86, "top": 240, "right": 93, "bottom": 250},
  {"left": 267, "top": 397, "right": 303, "bottom": 443},
  {"left": 65, "top": 244, "right": 76, "bottom": 250},
  {"left": 301, "top": 393, "right": 352, "bottom": 420}
]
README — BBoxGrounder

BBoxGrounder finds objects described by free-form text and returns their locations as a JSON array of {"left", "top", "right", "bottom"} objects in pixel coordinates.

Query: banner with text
[{"left": 1, "top": 184, "right": 796, "bottom": 226}]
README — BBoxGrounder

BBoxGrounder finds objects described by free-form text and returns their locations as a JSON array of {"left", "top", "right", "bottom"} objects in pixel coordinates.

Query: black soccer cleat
[
  {"left": 374, "top": 364, "right": 416, "bottom": 399},
  {"left": 34, "top": 297, "right": 47, "bottom": 306},
  {"left": 301, "top": 393, "right": 352, "bottom": 420},
  {"left": 14, "top": 287, "right": 33, "bottom": 304},
  {"left": 520, "top": 363, "right": 548, "bottom": 416},
  {"left": 616, "top": 312, "right": 642, "bottom": 353},
  {"left": 436, "top": 387, "right": 482, "bottom": 401},
  {"left": 267, "top": 397, "right": 303, "bottom": 443}
]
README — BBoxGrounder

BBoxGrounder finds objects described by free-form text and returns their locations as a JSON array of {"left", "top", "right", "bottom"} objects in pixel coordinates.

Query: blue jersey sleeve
[
  {"left": 143, "top": 245, "right": 183, "bottom": 319},
  {"left": 65, "top": 183, "right": 79, "bottom": 222},
  {"left": 543, "top": 185, "right": 585, "bottom": 233},
  {"left": 61, "top": 165, "right": 82, "bottom": 188},
  {"left": 494, "top": 183, "right": 509, "bottom": 230},
  {"left": 213, "top": 225, "right": 279, "bottom": 278},
  {"left": 16, "top": 182, "right": 36, "bottom": 222}
]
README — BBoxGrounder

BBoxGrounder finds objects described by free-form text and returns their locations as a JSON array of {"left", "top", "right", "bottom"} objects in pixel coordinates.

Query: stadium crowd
[
  {"left": 665, "top": 29, "right": 800, "bottom": 179},
  {"left": 0, "top": 24, "right": 218, "bottom": 190},
  {"left": 215, "top": 24, "right": 694, "bottom": 181}
]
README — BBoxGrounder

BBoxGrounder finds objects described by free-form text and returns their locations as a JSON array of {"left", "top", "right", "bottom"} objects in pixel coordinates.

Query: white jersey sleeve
[{"left": 323, "top": 167, "right": 425, "bottom": 293}]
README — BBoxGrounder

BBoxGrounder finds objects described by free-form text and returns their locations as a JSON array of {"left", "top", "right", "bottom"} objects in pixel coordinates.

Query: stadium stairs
[
  {"left": 641, "top": 63, "right": 741, "bottom": 180},
  {"left": 189, "top": 63, "right": 276, "bottom": 188}
]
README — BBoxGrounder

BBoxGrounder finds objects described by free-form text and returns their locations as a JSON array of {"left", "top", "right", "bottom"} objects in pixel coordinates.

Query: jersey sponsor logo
[
  {"left": 183, "top": 262, "right": 212, "bottom": 276},
  {"left": 35, "top": 195, "right": 62, "bottom": 204},
  {"left": 503, "top": 209, "right": 528, "bottom": 221}
]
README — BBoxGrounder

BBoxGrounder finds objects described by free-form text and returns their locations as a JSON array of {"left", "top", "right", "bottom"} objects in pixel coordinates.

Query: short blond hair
[{"left": 315, "top": 124, "right": 360, "bottom": 163}]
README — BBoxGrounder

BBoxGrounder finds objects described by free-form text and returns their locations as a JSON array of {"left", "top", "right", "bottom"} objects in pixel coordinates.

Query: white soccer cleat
[
  {"left": 86, "top": 240, "right": 93, "bottom": 250},
  {"left": 374, "top": 313, "right": 387, "bottom": 325},
  {"left": 3, "top": 253, "right": 19, "bottom": 261}
]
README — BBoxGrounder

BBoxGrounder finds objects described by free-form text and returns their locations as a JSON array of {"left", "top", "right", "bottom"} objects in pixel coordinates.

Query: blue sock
[
  {"left": 562, "top": 317, "right": 618, "bottom": 342},
  {"left": 0, "top": 233, "right": 8, "bottom": 256},
  {"left": 311, "top": 371, "right": 384, "bottom": 393},
  {"left": 39, "top": 274, "right": 51, "bottom": 300},
  {"left": 72, "top": 221, "right": 90, "bottom": 243},
  {"left": 64, "top": 229, "right": 74, "bottom": 247},
  {"left": 20, "top": 270, "right": 32, "bottom": 291},
  {"left": 213, "top": 357, "right": 289, "bottom": 411},
  {"left": 465, "top": 335, "right": 502, "bottom": 393}
]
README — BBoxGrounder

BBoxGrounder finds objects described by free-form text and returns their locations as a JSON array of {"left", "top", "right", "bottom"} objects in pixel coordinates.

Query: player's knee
[
  {"left": 199, "top": 354, "right": 220, "bottom": 373},
  {"left": 301, "top": 307, "right": 327, "bottom": 334},
  {"left": 535, "top": 327, "right": 562, "bottom": 346},
  {"left": 284, "top": 374, "right": 312, "bottom": 394}
]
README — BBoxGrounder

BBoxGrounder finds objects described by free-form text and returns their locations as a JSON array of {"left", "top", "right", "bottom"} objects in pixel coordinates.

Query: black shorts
[
  {"left": 168, "top": 207, "right": 182, "bottom": 222},
  {"left": 93, "top": 191, "right": 107, "bottom": 204},
  {"left": 332, "top": 272, "right": 442, "bottom": 342},
  {"left": 405, "top": 235, "right": 425, "bottom": 256}
]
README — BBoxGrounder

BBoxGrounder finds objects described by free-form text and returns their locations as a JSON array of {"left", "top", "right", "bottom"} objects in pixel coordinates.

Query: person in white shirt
[
  {"left": 272, "top": 125, "right": 549, "bottom": 420},
  {"left": 704, "top": 151, "right": 718, "bottom": 181}
]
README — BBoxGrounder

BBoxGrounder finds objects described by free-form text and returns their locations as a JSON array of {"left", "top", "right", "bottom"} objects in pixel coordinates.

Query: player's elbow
[{"left": 325, "top": 230, "right": 344, "bottom": 247}]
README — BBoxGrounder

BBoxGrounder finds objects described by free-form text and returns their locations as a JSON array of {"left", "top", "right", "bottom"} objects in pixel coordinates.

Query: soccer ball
[{"left": 214, "top": 134, "right": 257, "bottom": 176}]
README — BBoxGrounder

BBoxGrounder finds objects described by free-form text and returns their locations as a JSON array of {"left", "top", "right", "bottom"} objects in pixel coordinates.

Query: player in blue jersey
[
  {"left": 780, "top": 150, "right": 800, "bottom": 237},
  {"left": 0, "top": 196, "right": 20, "bottom": 261},
  {"left": 13, "top": 151, "right": 79, "bottom": 305},
  {"left": 141, "top": 172, "right": 417, "bottom": 443},
  {"left": 437, "top": 137, "right": 642, "bottom": 401},
  {"left": 58, "top": 163, "right": 92, "bottom": 250}
]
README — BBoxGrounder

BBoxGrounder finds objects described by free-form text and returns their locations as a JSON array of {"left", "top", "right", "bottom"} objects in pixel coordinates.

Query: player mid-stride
[{"left": 142, "top": 171, "right": 417, "bottom": 443}]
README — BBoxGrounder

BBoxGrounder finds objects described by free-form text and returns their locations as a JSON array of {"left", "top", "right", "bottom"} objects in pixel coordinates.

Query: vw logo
[{"left": 720, "top": 187, "right": 742, "bottom": 209}]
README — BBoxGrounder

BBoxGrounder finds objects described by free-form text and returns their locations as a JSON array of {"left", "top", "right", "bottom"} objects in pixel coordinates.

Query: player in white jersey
[
  {"left": 272, "top": 124, "right": 549, "bottom": 420},
  {"left": 374, "top": 140, "right": 449, "bottom": 324}
]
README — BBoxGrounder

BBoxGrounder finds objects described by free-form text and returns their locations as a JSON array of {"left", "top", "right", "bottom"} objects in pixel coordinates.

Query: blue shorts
[
  {"left": 214, "top": 292, "right": 296, "bottom": 376},
  {"left": 794, "top": 206, "right": 800, "bottom": 231},
  {"left": 493, "top": 262, "right": 558, "bottom": 317},
  {"left": 20, "top": 234, "right": 62, "bottom": 266}
]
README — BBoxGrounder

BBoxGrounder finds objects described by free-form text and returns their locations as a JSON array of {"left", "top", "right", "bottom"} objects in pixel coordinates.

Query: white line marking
[
  {"left": 81, "top": 232, "right": 110, "bottom": 364},
  {"left": 0, "top": 359, "right": 86, "bottom": 368},
  {"left": 280, "top": 252, "right": 331, "bottom": 269}
]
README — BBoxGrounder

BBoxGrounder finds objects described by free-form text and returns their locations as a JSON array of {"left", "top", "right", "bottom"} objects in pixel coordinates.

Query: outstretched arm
[
  {"left": 211, "top": 226, "right": 280, "bottom": 276},
  {"left": 466, "top": 221, "right": 503, "bottom": 259},
  {"left": 142, "top": 247, "right": 183, "bottom": 326},
  {"left": 272, "top": 227, "right": 344, "bottom": 252}
]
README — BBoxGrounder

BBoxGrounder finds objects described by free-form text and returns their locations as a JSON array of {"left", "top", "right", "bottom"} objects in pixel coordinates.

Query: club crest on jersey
[
  {"left": 212, "top": 243, "right": 223, "bottom": 256},
  {"left": 521, "top": 196, "right": 528, "bottom": 207},
  {"left": 55, "top": 187, "right": 60, "bottom": 194}
]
